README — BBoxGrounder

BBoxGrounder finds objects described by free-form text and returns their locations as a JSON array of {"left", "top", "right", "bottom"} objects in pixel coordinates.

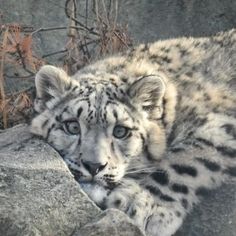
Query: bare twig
[
  {"left": 0, "top": 27, "right": 9, "bottom": 128},
  {"left": 67, "top": 0, "right": 77, "bottom": 38},
  {"left": 63, "top": 0, "right": 132, "bottom": 73},
  {"left": 42, "top": 49, "right": 68, "bottom": 58},
  {"left": 15, "top": 43, "right": 35, "bottom": 75},
  {"left": 31, "top": 26, "right": 87, "bottom": 35},
  {"left": 113, "top": 30, "right": 130, "bottom": 48},
  {"left": 113, "top": 0, "right": 118, "bottom": 30},
  {"left": 101, "top": 0, "right": 109, "bottom": 26},
  {"left": 0, "top": 0, "right": 132, "bottom": 129},
  {"left": 4, "top": 73, "right": 35, "bottom": 79},
  {"left": 47, "top": 0, "right": 92, "bottom": 20},
  {"left": 65, "top": 0, "right": 99, "bottom": 36},
  {"left": 85, "top": 0, "right": 88, "bottom": 28}
]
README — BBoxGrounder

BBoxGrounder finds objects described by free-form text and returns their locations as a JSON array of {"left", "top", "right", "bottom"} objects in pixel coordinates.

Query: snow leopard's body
[{"left": 31, "top": 29, "right": 236, "bottom": 236}]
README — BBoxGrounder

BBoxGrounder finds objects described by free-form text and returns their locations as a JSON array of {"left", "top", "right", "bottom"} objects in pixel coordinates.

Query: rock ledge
[{"left": 0, "top": 125, "right": 143, "bottom": 236}]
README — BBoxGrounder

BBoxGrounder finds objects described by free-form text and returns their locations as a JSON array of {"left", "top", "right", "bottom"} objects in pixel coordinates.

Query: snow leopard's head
[{"left": 31, "top": 65, "right": 176, "bottom": 188}]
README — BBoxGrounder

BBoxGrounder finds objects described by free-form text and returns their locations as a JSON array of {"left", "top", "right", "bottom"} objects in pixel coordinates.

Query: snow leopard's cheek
[
  {"left": 111, "top": 131, "right": 145, "bottom": 172},
  {"left": 50, "top": 132, "right": 77, "bottom": 155},
  {"left": 47, "top": 124, "right": 80, "bottom": 157},
  {"left": 115, "top": 133, "right": 144, "bottom": 159}
]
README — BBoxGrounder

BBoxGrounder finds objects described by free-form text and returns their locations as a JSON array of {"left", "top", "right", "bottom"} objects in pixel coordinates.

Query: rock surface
[
  {"left": 75, "top": 209, "right": 144, "bottom": 236},
  {"left": 118, "top": 0, "right": 236, "bottom": 43},
  {"left": 0, "top": 125, "right": 143, "bottom": 236},
  {"left": 176, "top": 182, "right": 236, "bottom": 236}
]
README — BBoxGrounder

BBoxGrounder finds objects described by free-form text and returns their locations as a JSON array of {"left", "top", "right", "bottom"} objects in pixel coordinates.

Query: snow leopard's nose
[{"left": 81, "top": 160, "right": 107, "bottom": 176}]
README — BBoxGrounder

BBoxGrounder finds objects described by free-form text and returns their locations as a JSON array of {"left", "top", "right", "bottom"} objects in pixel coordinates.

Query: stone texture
[
  {"left": 175, "top": 182, "right": 236, "bottom": 236},
  {"left": 74, "top": 209, "right": 144, "bottom": 236},
  {"left": 0, "top": 124, "right": 100, "bottom": 236},
  {"left": 118, "top": 0, "right": 236, "bottom": 43},
  {"left": 0, "top": 125, "right": 143, "bottom": 236}
]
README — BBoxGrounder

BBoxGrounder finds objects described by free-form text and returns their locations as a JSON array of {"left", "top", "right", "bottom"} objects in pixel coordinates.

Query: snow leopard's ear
[
  {"left": 128, "top": 74, "right": 166, "bottom": 119},
  {"left": 34, "top": 65, "right": 72, "bottom": 112}
]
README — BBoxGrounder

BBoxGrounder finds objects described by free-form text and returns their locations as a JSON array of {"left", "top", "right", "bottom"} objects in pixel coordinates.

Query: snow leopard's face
[{"left": 31, "top": 65, "right": 168, "bottom": 188}]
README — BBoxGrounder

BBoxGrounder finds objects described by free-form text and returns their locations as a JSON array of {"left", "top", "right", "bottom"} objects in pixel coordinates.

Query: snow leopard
[{"left": 31, "top": 29, "right": 236, "bottom": 236}]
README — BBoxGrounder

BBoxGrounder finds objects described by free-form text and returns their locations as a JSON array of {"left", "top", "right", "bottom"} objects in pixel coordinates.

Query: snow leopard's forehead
[
  {"left": 53, "top": 76, "right": 138, "bottom": 128},
  {"left": 74, "top": 74, "right": 127, "bottom": 98}
]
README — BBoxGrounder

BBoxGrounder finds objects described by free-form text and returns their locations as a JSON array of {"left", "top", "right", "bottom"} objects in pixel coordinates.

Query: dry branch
[
  {"left": 0, "top": 0, "right": 132, "bottom": 128},
  {"left": 0, "top": 27, "right": 8, "bottom": 128},
  {"left": 63, "top": 0, "right": 132, "bottom": 74}
]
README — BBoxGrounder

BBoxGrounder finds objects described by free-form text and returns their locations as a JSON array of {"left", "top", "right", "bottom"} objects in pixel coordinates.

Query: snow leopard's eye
[
  {"left": 63, "top": 120, "right": 80, "bottom": 135},
  {"left": 113, "top": 125, "right": 130, "bottom": 139}
]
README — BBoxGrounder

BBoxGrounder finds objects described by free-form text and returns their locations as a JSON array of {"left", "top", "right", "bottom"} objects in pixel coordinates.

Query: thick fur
[{"left": 31, "top": 29, "right": 236, "bottom": 236}]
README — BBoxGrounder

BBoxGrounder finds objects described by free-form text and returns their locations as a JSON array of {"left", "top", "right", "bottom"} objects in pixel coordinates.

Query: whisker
[
  {"left": 127, "top": 165, "right": 157, "bottom": 170},
  {"left": 127, "top": 163, "right": 159, "bottom": 169},
  {"left": 125, "top": 167, "right": 157, "bottom": 174},
  {"left": 125, "top": 170, "right": 154, "bottom": 175}
]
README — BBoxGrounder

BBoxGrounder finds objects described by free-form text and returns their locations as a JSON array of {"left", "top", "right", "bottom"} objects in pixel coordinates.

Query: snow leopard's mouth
[
  {"left": 78, "top": 179, "right": 117, "bottom": 190},
  {"left": 70, "top": 169, "right": 118, "bottom": 190}
]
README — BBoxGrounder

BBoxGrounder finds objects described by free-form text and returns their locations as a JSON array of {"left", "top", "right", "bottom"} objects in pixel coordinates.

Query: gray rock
[
  {"left": 0, "top": 124, "right": 101, "bottom": 236},
  {"left": 175, "top": 182, "right": 236, "bottom": 236},
  {"left": 74, "top": 209, "right": 144, "bottom": 236},
  {"left": 0, "top": 125, "right": 143, "bottom": 236},
  {"left": 118, "top": 0, "right": 236, "bottom": 43}
]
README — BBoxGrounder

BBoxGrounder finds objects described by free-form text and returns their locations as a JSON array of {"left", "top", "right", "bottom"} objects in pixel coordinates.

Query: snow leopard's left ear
[
  {"left": 128, "top": 74, "right": 166, "bottom": 119},
  {"left": 34, "top": 65, "right": 72, "bottom": 112}
]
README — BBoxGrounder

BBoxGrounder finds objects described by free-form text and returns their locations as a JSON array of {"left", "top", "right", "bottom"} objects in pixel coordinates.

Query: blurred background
[{"left": 1, "top": 0, "right": 236, "bottom": 129}]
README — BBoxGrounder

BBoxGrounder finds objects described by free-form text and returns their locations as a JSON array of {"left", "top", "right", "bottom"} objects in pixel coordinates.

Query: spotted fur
[{"left": 31, "top": 29, "right": 236, "bottom": 236}]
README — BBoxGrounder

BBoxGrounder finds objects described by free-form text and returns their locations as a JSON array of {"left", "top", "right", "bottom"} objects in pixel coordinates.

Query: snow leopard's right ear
[
  {"left": 128, "top": 74, "right": 166, "bottom": 120},
  {"left": 34, "top": 65, "right": 72, "bottom": 112}
]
